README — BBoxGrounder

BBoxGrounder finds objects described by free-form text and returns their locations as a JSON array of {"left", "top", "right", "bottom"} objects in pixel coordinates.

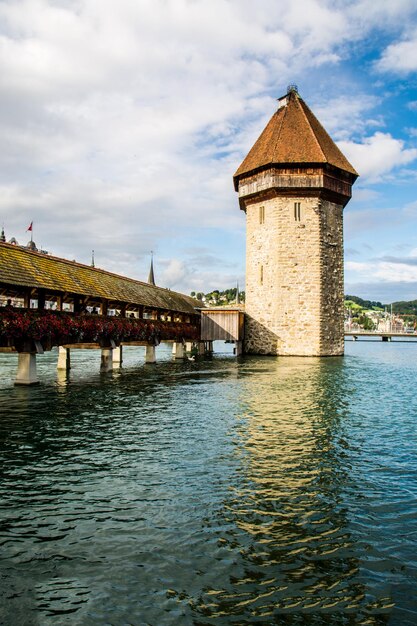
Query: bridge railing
[
  {"left": 345, "top": 329, "right": 417, "bottom": 335},
  {"left": 0, "top": 308, "right": 200, "bottom": 350}
]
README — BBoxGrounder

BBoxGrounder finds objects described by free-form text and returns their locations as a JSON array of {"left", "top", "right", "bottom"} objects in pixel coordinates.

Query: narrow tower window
[
  {"left": 260, "top": 265, "right": 263, "bottom": 285},
  {"left": 294, "top": 202, "right": 301, "bottom": 221},
  {"left": 259, "top": 205, "right": 265, "bottom": 224}
]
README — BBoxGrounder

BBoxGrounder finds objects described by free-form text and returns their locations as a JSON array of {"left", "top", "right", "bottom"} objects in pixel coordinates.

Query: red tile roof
[{"left": 234, "top": 90, "right": 358, "bottom": 189}]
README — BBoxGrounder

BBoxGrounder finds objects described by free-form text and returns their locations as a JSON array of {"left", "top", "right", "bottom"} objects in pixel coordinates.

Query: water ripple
[{"left": 0, "top": 344, "right": 417, "bottom": 624}]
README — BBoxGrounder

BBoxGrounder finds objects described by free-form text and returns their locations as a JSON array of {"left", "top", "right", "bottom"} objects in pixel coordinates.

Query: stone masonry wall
[
  {"left": 319, "top": 199, "right": 344, "bottom": 355},
  {"left": 244, "top": 194, "right": 344, "bottom": 356}
]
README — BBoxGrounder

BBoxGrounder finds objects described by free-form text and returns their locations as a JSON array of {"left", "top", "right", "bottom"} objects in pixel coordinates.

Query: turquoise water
[{"left": 0, "top": 341, "right": 417, "bottom": 625}]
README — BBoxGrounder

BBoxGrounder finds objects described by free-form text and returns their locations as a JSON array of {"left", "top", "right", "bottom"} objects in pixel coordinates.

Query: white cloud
[
  {"left": 0, "top": 0, "right": 417, "bottom": 293},
  {"left": 354, "top": 260, "right": 417, "bottom": 283},
  {"left": 314, "top": 94, "right": 382, "bottom": 141},
  {"left": 346, "top": 246, "right": 417, "bottom": 292},
  {"left": 376, "top": 29, "right": 417, "bottom": 74},
  {"left": 338, "top": 132, "right": 417, "bottom": 181},
  {"left": 348, "top": 0, "right": 417, "bottom": 29}
]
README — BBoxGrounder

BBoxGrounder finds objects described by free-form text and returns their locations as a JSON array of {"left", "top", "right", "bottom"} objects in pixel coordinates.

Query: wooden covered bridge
[{"left": 0, "top": 242, "right": 204, "bottom": 384}]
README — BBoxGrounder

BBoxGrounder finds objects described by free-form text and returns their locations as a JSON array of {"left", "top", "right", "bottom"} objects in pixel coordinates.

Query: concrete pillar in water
[
  {"left": 185, "top": 341, "right": 193, "bottom": 356},
  {"left": 174, "top": 342, "right": 185, "bottom": 359},
  {"left": 235, "top": 341, "right": 243, "bottom": 356},
  {"left": 113, "top": 345, "right": 123, "bottom": 367},
  {"left": 15, "top": 353, "right": 39, "bottom": 385},
  {"left": 100, "top": 347, "right": 113, "bottom": 372},
  {"left": 57, "top": 346, "right": 71, "bottom": 371},
  {"left": 172, "top": 342, "right": 177, "bottom": 355},
  {"left": 145, "top": 345, "right": 156, "bottom": 364}
]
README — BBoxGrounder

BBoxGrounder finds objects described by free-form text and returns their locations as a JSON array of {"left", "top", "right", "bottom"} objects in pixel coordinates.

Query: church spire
[{"left": 148, "top": 252, "right": 155, "bottom": 286}]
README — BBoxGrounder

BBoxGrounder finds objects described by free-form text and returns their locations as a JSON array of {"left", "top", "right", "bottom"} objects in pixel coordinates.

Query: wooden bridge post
[
  {"left": 23, "top": 289, "right": 30, "bottom": 309},
  {"left": 145, "top": 345, "right": 156, "bottom": 364},
  {"left": 57, "top": 346, "right": 71, "bottom": 371},
  {"left": 15, "top": 352, "right": 39, "bottom": 385},
  {"left": 113, "top": 345, "right": 123, "bottom": 367},
  {"left": 100, "top": 347, "right": 113, "bottom": 372},
  {"left": 37, "top": 289, "right": 46, "bottom": 310},
  {"left": 174, "top": 342, "right": 185, "bottom": 359}
]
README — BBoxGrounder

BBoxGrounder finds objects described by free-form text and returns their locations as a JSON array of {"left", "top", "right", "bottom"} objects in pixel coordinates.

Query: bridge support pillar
[
  {"left": 206, "top": 341, "right": 213, "bottom": 354},
  {"left": 145, "top": 345, "right": 156, "bottom": 364},
  {"left": 197, "top": 342, "right": 205, "bottom": 356},
  {"left": 57, "top": 346, "right": 71, "bottom": 371},
  {"left": 174, "top": 342, "right": 185, "bottom": 359},
  {"left": 113, "top": 346, "right": 123, "bottom": 367},
  {"left": 15, "top": 353, "right": 39, "bottom": 385},
  {"left": 100, "top": 348, "right": 113, "bottom": 372},
  {"left": 185, "top": 341, "right": 193, "bottom": 356},
  {"left": 172, "top": 342, "right": 177, "bottom": 355},
  {"left": 234, "top": 341, "right": 243, "bottom": 356}
]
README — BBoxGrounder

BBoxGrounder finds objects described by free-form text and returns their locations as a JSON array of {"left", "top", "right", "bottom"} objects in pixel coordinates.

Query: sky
[{"left": 1, "top": 0, "right": 417, "bottom": 302}]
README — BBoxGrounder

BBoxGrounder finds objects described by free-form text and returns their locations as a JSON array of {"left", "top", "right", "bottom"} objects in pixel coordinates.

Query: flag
[{"left": 27, "top": 222, "right": 33, "bottom": 232}]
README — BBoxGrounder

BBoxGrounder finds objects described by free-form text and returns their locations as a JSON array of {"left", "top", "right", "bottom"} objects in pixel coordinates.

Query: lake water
[{"left": 0, "top": 341, "right": 417, "bottom": 625}]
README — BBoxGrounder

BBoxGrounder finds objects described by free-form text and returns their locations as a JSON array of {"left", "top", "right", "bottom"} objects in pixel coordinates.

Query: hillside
[
  {"left": 345, "top": 295, "right": 417, "bottom": 315},
  {"left": 190, "top": 287, "right": 245, "bottom": 306}
]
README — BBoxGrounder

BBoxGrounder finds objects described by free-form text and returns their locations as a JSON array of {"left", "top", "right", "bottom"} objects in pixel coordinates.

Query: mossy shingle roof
[
  {"left": 234, "top": 90, "right": 358, "bottom": 190},
  {"left": 0, "top": 243, "right": 200, "bottom": 314}
]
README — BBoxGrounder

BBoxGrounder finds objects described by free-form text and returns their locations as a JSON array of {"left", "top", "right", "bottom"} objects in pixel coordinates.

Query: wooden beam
[{"left": 37, "top": 289, "right": 46, "bottom": 310}]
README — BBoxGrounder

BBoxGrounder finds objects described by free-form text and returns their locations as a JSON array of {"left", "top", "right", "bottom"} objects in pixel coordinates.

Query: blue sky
[{"left": 1, "top": 0, "right": 417, "bottom": 302}]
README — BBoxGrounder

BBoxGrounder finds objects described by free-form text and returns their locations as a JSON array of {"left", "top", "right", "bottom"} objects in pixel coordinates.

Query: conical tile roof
[{"left": 234, "top": 89, "right": 358, "bottom": 190}]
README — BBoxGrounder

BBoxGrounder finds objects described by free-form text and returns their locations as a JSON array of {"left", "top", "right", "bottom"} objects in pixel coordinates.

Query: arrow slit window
[{"left": 294, "top": 202, "right": 301, "bottom": 221}]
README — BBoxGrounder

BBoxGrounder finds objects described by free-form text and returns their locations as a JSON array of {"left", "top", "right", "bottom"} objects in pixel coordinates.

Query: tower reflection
[{"left": 192, "top": 357, "right": 392, "bottom": 624}]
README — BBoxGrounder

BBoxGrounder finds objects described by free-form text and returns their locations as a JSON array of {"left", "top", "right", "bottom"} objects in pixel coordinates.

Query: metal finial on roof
[
  {"left": 91, "top": 250, "right": 95, "bottom": 268},
  {"left": 148, "top": 251, "right": 155, "bottom": 286},
  {"left": 287, "top": 83, "right": 298, "bottom": 95},
  {"left": 0, "top": 226, "right": 5, "bottom": 243}
]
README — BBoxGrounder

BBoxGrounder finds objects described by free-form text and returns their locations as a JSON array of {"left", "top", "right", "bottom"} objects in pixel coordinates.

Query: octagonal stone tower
[{"left": 234, "top": 87, "right": 358, "bottom": 356}]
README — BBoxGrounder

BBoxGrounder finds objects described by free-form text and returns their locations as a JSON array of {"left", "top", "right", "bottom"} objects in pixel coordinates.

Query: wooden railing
[{"left": 0, "top": 309, "right": 200, "bottom": 351}]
